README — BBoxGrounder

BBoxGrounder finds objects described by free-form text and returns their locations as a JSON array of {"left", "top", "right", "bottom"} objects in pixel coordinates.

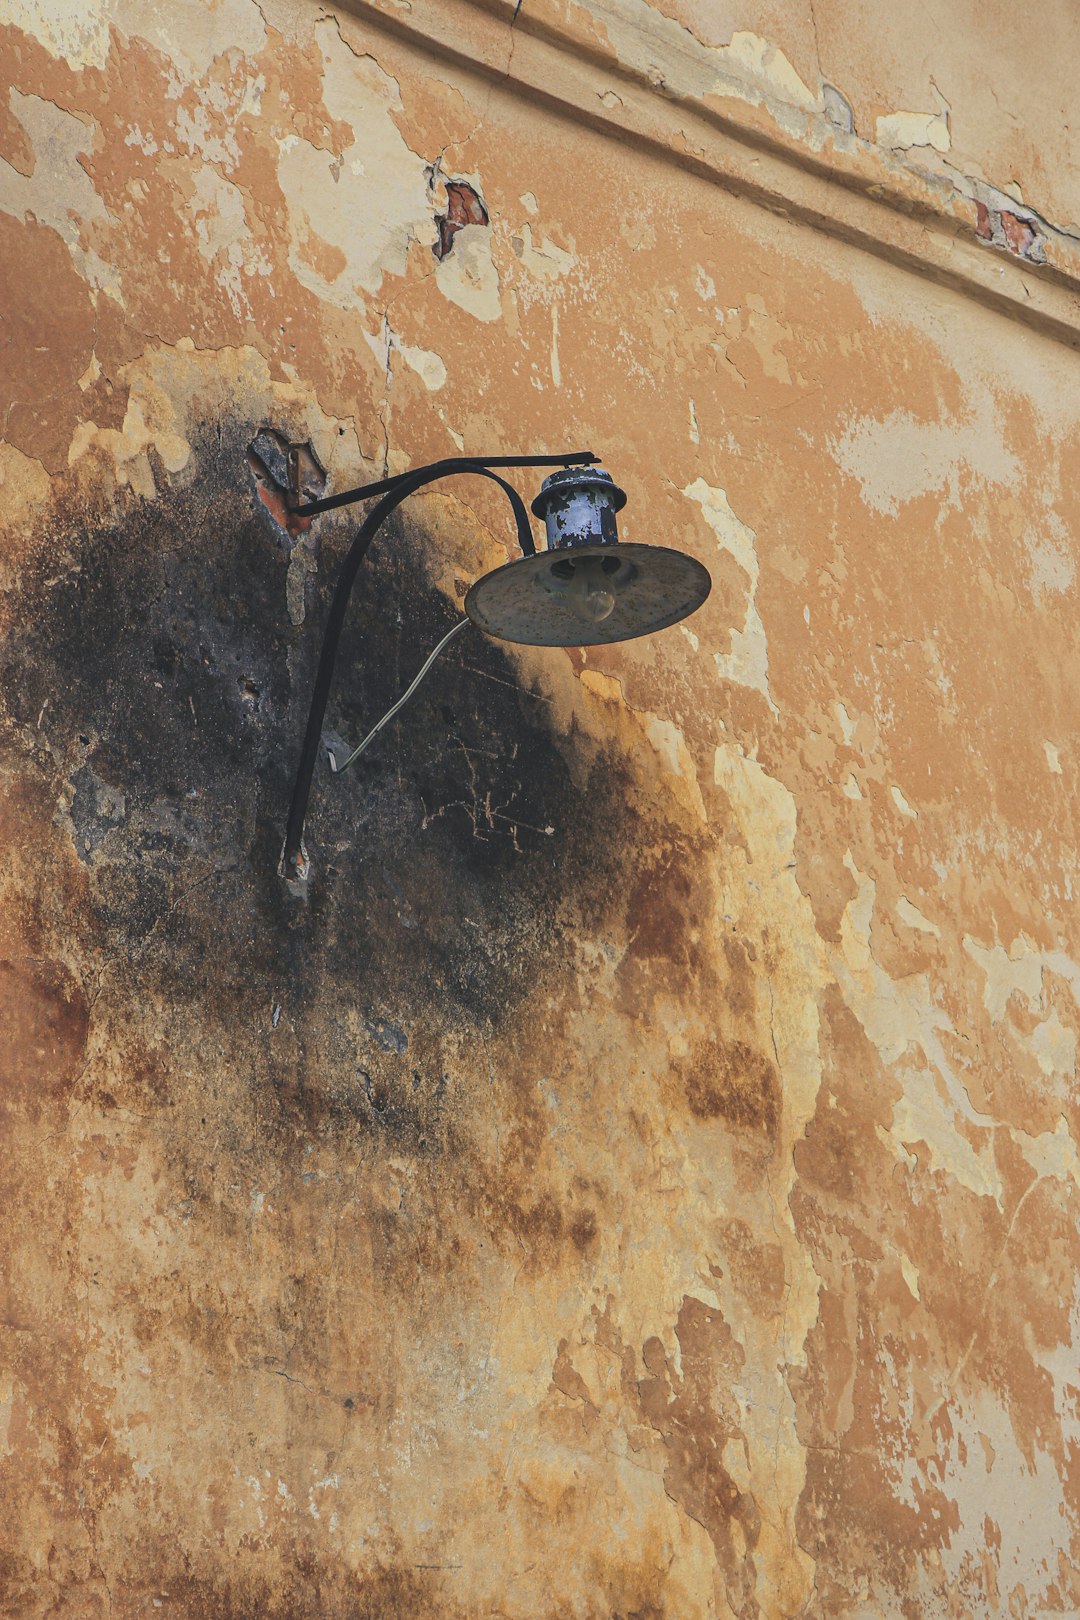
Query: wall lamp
[{"left": 277, "top": 450, "right": 711, "bottom": 880}]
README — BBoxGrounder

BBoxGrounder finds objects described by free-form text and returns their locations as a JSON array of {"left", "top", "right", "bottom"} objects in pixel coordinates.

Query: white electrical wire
[{"left": 325, "top": 618, "right": 471, "bottom": 774}]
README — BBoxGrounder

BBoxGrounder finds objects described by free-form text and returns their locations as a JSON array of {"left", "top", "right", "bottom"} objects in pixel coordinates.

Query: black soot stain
[{"left": 0, "top": 418, "right": 639, "bottom": 1155}]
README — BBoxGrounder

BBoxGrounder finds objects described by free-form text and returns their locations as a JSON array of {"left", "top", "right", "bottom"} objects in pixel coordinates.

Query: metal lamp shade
[
  {"left": 464, "top": 543, "right": 711, "bottom": 646},
  {"left": 464, "top": 468, "right": 711, "bottom": 647}
]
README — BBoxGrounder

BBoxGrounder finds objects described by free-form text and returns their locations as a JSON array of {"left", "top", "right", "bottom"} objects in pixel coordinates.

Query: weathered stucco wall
[{"left": 2, "top": 1, "right": 1080, "bottom": 1614}]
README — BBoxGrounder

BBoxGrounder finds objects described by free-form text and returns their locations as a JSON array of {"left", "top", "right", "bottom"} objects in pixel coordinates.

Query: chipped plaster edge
[{"left": 337, "top": 0, "right": 1080, "bottom": 352}]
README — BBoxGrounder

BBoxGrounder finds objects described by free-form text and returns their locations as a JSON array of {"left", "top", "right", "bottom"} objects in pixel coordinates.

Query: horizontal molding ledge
[{"left": 339, "top": 0, "right": 1080, "bottom": 351}]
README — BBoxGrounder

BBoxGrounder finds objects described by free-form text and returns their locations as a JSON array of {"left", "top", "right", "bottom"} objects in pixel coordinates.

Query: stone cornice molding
[{"left": 338, "top": 0, "right": 1080, "bottom": 350}]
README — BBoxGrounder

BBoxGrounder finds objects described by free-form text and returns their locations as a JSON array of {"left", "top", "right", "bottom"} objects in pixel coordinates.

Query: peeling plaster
[
  {"left": 513, "top": 222, "right": 575, "bottom": 284},
  {"left": 830, "top": 397, "right": 1021, "bottom": 518},
  {"left": 4, "top": 0, "right": 117, "bottom": 71},
  {"left": 7, "top": 0, "right": 266, "bottom": 74},
  {"left": 1024, "top": 516, "right": 1076, "bottom": 601},
  {"left": 399, "top": 344, "right": 448, "bottom": 391},
  {"left": 434, "top": 221, "right": 502, "bottom": 322},
  {"left": 927, "top": 1391, "right": 1072, "bottom": 1603},
  {"left": 277, "top": 20, "right": 432, "bottom": 302},
  {"left": 0, "top": 91, "right": 117, "bottom": 293},
  {"left": 684, "top": 478, "right": 776, "bottom": 714},
  {"left": 2, "top": 0, "right": 1080, "bottom": 1610},
  {"left": 836, "top": 859, "right": 1004, "bottom": 1203},
  {"left": 964, "top": 934, "right": 1080, "bottom": 1099},
  {"left": 576, "top": 0, "right": 819, "bottom": 129},
  {"left": 876, "top": 107, "right": 951, "bottom": 154}
]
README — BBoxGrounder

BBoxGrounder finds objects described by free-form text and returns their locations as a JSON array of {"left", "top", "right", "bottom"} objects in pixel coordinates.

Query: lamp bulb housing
[{"left": 464, "top": 467, "right": 711, "bottom": 647}]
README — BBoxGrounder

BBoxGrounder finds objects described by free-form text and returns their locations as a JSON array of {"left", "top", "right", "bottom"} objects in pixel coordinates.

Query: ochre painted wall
[{"left": 2, "top": 2, "right": 1079, "bottom": 1614}]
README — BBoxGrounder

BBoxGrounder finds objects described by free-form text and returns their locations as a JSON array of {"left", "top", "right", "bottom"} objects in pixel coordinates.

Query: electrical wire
[{"left": 325, "top": 618, "right": 471, "bottom": 774}]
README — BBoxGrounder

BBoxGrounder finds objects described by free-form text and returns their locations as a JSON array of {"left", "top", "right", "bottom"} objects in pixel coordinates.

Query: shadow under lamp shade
[{"left": 464, "top": 467, "right": 711, "bottom": 647}]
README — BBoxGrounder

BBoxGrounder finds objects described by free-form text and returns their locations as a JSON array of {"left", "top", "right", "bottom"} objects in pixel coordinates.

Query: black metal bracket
[
  {"left": 284, "top": 450, "right": 599, "bottom": 520},
  {"left": 279, "top": 450, "right": 599, "bottom": 881}
]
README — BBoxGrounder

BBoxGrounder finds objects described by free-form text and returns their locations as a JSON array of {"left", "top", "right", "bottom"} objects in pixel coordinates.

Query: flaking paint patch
[
  {"left": 4, "top": 0, "right": 1080, "bottom": 1607},
  {"left": 112, "top": 0, "right": 267, "bottom": 79},
  {"left": 0, "top": 91, "right": 117, "bottom": 293},
  {"left": 514, "top": 222, "right": 576, "bottom": 283},
  {"left": 276, "top": 21, "right": 432, "bottom": 303},
  {"left": 577, "top": 0, "right": 819, "bottom": 128},
  {"left": 66, "top": 341, "right": 356, "bottom": 499},
  {"left": 896, "top": 895, "right": 940, "bottom": 937},
  {"left": 963, "top": 933, "right": 1080, "bottom": 1023},
  {"left": 1015, "top": 1116, "right": 1080, "bottom": 1190},
  {"left": 0, "top": 443, "right": 52, "bottom": 531},
  {"left": 3, "top": 0, "right": 115, "bottom": 69},
  {"left": 924, "top": 1390, "right": 1072, "bottom": 1608},
  {"left": 188, "top": 166, "right": 249, "bottom": 264},
  {"left": 716, "top": 32, "right": 819, "bottom": 113},
  {"left": 8, "top": 0, "right": 267, "bottom": 74},
  {"left": 1025, "top": 515, "right": 1076, "bottom": 600},
  {"left": 399, "top": 344, "right": 448, "bottom": 392},
  {"left": 181, "top": 164, "right": 264, "bottom": 321},
  {"left": 835, "top": 858, "right": 1004, "bottom": 1203},
  {"left": 684, "top": 478, "right": 777, "bottom": 714},
  {"left": 434, "top": 222, "right": 501, "bottom": 323},
  {"left": 890, "top": 784, "right": 918, "bottom": 818},
  {"left": 964, "top": 933, "right": 1080, "bottom": 1099},
  {"left": 876, "top": 108, "right": 951, "bottom": 154},
  {"left": 830, "top": 397, "right": 1021, "bottom": 517}
]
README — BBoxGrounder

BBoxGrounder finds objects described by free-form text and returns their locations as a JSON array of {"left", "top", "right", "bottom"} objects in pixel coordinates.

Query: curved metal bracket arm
[
  {"left": 280, "top": 453, "right": 592, "bottom": 880},
  {"left": 286, "top": 450, "right": 599, "bottom": 520}
]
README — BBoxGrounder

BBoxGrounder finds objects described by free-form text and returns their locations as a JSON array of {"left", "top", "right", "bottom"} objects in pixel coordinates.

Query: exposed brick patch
[
  {"left": 975, "top": 199, "right": 1047, "bottom": 263},
  {"left": 433, "top": 180, "right": 489, "bottom": 260}
]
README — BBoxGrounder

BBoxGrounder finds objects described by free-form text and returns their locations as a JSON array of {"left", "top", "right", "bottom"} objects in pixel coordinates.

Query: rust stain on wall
[{"left": 1, "top": 1, "right": 1079, "bottom": 1615}]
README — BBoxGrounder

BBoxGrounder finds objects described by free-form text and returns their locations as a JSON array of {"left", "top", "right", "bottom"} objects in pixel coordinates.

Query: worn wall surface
[{"left": 2, "top": 1, "right": 1080, "bottom": 1614}]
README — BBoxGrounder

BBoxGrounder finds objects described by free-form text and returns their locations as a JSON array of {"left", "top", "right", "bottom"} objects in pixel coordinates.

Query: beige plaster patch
[
  {"left": 1025, "top": 517, "right": 1076, "bottom": 600},
  {"left": 922, "top": 1391, "right": 1070, "bottom": 1607},
  {"left": 276, "top": 20, "right": 431, "bottom": 304},
  {"left": 876, "top": 109, "right": 951, "bottom": 154},
  {"left": 0, "top": 91, "right": 117, "bottom": 294},
  {"left": 964, "top": 934, "right": 1080, "bottom": 1098},
  {"left": 514, "top": 222, "right": 576, "bottom": 284},
  {"left": 399, "top": 344, "right": 448, "bottom": 392},
  {"left": 576, "top": 0, "right": 818, "bottom": 130},
  {"left": 114, "top": 0, "right": 267, "bottom": 79},
  {"left": 896, "top": 896, "right": 940, "bottom": 937},
  {"left": 435, "top": 223, "right": 501, "bottom": 323},
  {"left": 683, "top": 478, "right": 777, "bottom": 714},
  {"left": 3, "top": 0, "right": 115, "bottom": 71},
  {"left": 836, "top": 859, "right": 1003, "bottom": 1203},
  {"left": 830, "top": 398, "right": 1021, "bottom": 518},
  {"left": 6, "top": 0, "right": 266, "bottom": 74},
  {"left": 890, "top": 785, "right": 918, "bottom": 819}
]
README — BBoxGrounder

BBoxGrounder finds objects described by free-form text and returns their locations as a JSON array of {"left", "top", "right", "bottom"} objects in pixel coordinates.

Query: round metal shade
[{"left": 464, "top": 542, "right": 711, "bottom": 647}]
